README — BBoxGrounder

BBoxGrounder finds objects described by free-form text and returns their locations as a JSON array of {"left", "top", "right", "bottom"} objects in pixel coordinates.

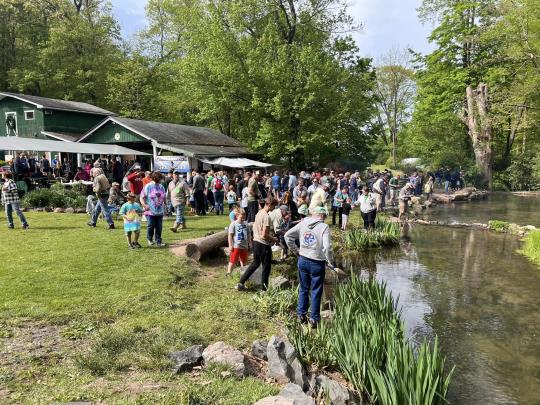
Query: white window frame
[
  {"left": 24, "top": 110, "right": 35, "bottom": 120},
  {"left": 5, "top": 112, "right": 18, "bottom": 136}
]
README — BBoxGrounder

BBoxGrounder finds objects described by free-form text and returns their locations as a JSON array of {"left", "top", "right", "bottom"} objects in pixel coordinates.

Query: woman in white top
[{"left": 356, "top": 186, "right": 377, "bottom": 229}]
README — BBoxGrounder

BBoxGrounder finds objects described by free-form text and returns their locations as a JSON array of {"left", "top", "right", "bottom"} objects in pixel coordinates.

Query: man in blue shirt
[{"left": 271, "top": 171, "right": 281, "bottom": 199}]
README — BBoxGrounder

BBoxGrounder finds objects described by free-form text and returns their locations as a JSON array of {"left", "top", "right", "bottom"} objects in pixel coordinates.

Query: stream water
[{"left": 338, "top": 193, "right": 540, "bottom": 405}]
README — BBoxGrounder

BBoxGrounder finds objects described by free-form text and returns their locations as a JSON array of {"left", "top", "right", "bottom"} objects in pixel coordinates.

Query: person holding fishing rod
[{"left": 285, "top": 206, "right": 340, "bottom": 329}]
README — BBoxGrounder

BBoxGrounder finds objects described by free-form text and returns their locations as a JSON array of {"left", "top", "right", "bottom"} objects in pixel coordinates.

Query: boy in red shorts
[{"left": 226, "top": 208, "right": 251, "bottom": 275}]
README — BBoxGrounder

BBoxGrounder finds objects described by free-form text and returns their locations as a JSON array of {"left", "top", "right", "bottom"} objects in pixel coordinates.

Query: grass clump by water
[
  {"left": 286, "top": 275, "right": 454, "bottom": 405},
  {"left": 341, "top": 215, "right": 400, "bottom": 249},
  {"left": 520, "top": 230, "right": 540, "bottom": 266},
  {"left": 488, "top": 219, "right": 510, "bottom": 233}
]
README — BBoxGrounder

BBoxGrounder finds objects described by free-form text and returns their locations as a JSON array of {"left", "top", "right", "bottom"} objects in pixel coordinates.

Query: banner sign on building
[{"left": 154, "top": 156, "right": 190, "bottom": 173}]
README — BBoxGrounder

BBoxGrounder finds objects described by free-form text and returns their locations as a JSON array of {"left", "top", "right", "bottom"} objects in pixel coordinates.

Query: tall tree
[
  {"left": 141, "top": 0, "right": 377, "bottom": 168},
  {"left": 374, "top": 49, "right": 416, "bottom": 167}
]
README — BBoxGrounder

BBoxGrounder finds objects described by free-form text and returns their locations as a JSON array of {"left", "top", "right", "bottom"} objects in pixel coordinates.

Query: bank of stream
[{"left": 337, "top": 193, "right": 540, "bottom": 404}]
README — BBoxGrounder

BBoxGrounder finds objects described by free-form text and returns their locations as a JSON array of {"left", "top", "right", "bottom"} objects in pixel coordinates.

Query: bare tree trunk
[{"left": 461, "top": 83, "right": 493, "bottom": 189}]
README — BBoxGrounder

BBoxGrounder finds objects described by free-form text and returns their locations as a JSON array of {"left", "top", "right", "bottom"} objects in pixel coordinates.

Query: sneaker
[
  {"left": 7, "top": 225, "right": 14, "bottom": 229},
  {"left": 87, "top": 222, "right": 96, "bottom": 227},
  {"left": 147, "top": 240, "right": 154, "bottom": 247},
  {"left": 156, "top": 242, "right": 167, "bottom": 248},
  {"left": 170, "top": 227, "right": 178, "bottom": 233},
  {"left": 235, "top": 283, "right": 245, "bottom": 291},
  {"left": 128, "top": 244, "right": 136, "bottom": 249},
  {"left": 22, "top": 224, "right": 29, "bottom": 230},
  {"left": 308, "top": 319, "right": 318, "bottom": 329},
  {"left": 108, "top": 223, "right": 115, "bottom": 230},
  {"left": 133, "top": 242, "right": 142, "bottom": 249}
]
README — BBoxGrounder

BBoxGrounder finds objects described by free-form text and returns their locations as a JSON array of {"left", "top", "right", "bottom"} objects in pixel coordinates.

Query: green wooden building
[
  {"left": 0, "top": 92, "right": 114, "bottom": 140},
  {"left": 78, "top": 116, "right": 250, "bottom": 170},
  {"left": 0, "top": 92, "right": 115, "bottom": 161}
]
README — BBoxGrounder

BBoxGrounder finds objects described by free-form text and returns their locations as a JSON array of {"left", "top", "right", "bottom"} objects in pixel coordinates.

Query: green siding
[
  {"left": 82, "top": 121, "right": 146, "bottom": 143},
  {"left": 0, "top": 98, "right": 45, "bottom": 138},
  {"left": 44, "top": 110, "right": 105, "bottom": 134}
]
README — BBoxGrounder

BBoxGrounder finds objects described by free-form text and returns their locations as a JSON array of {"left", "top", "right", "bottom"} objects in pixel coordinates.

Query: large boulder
[
  {"left": 270, "top": 276, "right": 291, "bottom": 290},
  {"left": 266, "top": 336, "right": 308, "bottom": 390},
  {"left": 240, "top": 265, "right": 264, "bottom": 287},
  {"left": 252, "top": 340, "right": 268, "bottom": 360},
  {"left": 53, "top": 207, "right": 64, "bottom": 213},
  {"left": 278, "top": 383, "right": 316, "bottom": 405},
  {"left": 315, "top": 375, "right": 360, "bottom": 405},
  {"left": 65, "top": 207, "right": 75, "bottom": 214},
  {"left": 202, "top": 341, "right": 246, "bottom": 377},
  {"left": 169, "top": 344, "right": 204, "bottom": 374},
  {"left": 432, "top": 193, "right": 454, "bottom": 204}
]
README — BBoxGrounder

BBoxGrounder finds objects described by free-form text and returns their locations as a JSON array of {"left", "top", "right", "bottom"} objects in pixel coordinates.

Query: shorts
[{"left": 230, "top": 247, "right": 248, "bottom": 264}]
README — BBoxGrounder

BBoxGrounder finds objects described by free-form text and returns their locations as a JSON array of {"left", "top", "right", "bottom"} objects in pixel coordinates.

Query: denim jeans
[
  {"left": 91, "top": 195, "right": 113, "bottom": 225},
  {"left": 213, "top": 190, "right": 224, "bottom": 215},
  {"left": 297, "top": 256, "right": 326, "bottom": 322},
  {"left": 5, "top": 202, "right": 28, "bottom": 227},
  {"left": 444, "top": 181, "right": 450, "bottom": 193},
  {"left": 147, "top": 215, "right": 163, "bottom": 244},
  {"left": 174, "top": 204, "right": 185, "bottom": 225}
]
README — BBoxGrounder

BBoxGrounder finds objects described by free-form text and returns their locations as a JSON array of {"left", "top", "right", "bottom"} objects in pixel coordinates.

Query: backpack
[{"left": 215, "top": 178, "right": 223, "bottom": 190}]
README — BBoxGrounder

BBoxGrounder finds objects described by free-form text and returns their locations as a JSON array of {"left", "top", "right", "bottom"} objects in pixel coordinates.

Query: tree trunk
[
  {"left": 461, "top": 83, "right": 493, "bottom": 190},
  {"left": 185, "top": 230, "right": 229, "bottom": 261}
]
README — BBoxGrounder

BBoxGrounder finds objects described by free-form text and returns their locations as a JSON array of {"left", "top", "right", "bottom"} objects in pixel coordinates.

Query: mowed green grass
[{"left": 0, "top": 212, "right": 278, "bottom": 404}]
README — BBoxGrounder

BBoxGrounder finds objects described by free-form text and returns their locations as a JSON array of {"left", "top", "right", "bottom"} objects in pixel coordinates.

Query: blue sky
[{"left": 111, "top": 0, "right": 434, "bottom": 58}]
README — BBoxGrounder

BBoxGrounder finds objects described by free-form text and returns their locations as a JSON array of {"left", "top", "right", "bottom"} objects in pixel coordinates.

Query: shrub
[{"left": 22, "top": 186, "right": 86, "bottom": 208}]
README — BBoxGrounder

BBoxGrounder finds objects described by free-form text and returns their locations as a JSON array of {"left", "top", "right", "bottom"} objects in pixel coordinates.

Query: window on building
[{"left": 24, "top": 110, "right": 35, "bottom": 120}]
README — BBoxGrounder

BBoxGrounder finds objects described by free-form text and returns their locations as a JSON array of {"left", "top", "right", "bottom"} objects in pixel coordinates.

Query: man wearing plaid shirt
[{"left": 1, "top": 172, "right": 29, "bottom": 229}]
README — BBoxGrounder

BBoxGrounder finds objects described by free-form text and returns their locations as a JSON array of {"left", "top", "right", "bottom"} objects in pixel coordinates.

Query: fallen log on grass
[{"left": 185, "top": 230, "right": 229, "bottom": 261}]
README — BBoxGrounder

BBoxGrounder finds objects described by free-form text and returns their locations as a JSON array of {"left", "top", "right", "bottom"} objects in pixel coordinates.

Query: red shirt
[{"left": 127, "top": 172, "right": 143, "bottom": 195}]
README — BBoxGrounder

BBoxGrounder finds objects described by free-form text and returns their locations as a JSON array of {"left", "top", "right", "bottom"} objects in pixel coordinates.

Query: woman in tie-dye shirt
[{"left": 140, "top": 172, "right": 167, "bottom": 247}]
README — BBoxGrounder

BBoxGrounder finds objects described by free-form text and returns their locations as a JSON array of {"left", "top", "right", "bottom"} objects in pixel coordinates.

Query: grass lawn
[{"left": 0, "top": 212, "right": 280, "bottom": 404}]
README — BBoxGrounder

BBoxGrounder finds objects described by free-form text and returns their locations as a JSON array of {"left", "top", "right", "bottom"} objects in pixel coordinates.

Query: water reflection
[
  {"left": 423, "top": 193, "right": 540, "bottom": 227},
  {"left": 332, "top": 225, "right": 540, "bottom": 405}
]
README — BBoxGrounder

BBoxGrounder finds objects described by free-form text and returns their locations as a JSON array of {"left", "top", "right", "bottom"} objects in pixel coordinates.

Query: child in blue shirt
[{"left": 119, "top": 193, "right": 144, "bottom": 249}]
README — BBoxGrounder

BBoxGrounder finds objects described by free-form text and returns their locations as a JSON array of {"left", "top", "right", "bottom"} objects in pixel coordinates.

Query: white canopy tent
[
  {"left": 0, "top": 137, "right": 150, "bottom": 156},
  {"left": 200, "top": 157, "right": 272, "bottom": 168}
]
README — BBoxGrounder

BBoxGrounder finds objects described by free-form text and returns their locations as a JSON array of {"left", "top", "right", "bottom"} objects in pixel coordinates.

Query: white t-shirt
[{"left": 241, "top": 187, "right": 249, "bottom": 208}]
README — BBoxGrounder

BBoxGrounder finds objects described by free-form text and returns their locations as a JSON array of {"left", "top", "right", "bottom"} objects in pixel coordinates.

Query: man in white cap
[
  {"left": 398, "top": 182, "right": 414, "bottom": 221},
  {"left": 285, "top": 206, "right": 335, "bottom": 328}
]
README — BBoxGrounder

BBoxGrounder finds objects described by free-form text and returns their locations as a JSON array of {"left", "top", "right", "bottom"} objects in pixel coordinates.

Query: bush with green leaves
[
  {"left": 285, "top": 275, "right": 453, "bottom": 405},
  {"left": 22, "top": 184, "right": 86, "bottom": 209}
]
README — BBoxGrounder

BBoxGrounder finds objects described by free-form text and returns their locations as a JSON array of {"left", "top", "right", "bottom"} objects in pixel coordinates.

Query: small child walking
[
  {"left": 119, "top": 193, "right": 144, "bottom": 249},
  {"left": 226, "top": 208, "right": 251, "bottom": 275},
  {"left": 341, "top": 198, "right": 352, "bottom": 231},
  {"left": 226, "top": 185, "right": 237, "bottom": 213}
]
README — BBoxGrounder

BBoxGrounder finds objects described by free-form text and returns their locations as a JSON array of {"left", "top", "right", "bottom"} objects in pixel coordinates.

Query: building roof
[
  {"left": 0, "top": 136, "right": 150, "bottom": 156},
  {"left": 0, "top": 92, "right": 115, "bottom": 116},
  {"left": 155, "top": 143, "right": 252, "bottom": 158},
  {"left": 79, "top": 117, "right": 250, "bottom": 157},
  {"left": 41, "top": 131, "right": 85, "bottom": 142}
]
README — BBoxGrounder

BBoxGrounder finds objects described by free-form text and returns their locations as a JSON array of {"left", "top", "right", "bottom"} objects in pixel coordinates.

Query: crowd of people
[{"left": 1, "top": 161, "right": 467, "bottom": 328}]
